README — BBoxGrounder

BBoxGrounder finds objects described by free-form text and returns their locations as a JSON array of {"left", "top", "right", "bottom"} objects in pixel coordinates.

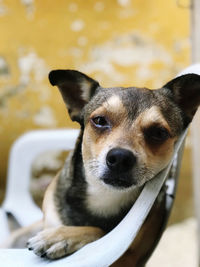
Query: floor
[{"left": 147, "top": 218, "right": 198, "bottom": 267}]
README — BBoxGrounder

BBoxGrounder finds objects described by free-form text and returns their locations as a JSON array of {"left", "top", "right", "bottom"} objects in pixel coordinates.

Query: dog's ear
[
  {"left": 49, "top": 69, "right": 99, "bottom": 123},
  {"left": 163, "top": 73, "right": 200, "bottom": 123}
]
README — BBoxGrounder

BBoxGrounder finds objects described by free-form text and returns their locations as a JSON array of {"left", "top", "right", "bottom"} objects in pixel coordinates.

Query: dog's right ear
[{"left": 49, "top": 69, "right": 99, "bottom": 123}]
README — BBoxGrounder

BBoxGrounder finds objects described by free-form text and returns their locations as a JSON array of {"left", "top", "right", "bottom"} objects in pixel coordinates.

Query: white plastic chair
[
  {"left": 0, "top": 129, "right": 79, "bottom": 239},
  {"left": 0, "top": 65, "right": 199, "bottom": 267},
  {"left": 0, "top": 128, "right": 187, "bottom": 267}
]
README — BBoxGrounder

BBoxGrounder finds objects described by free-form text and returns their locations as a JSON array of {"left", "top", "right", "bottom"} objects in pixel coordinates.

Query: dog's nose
[{"left": 106, "top": 148, "right": 136, "bottom": 173}]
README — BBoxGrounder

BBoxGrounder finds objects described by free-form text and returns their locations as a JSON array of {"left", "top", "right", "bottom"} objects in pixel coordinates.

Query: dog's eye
[
  {"left": 144, "top": 125, "right": 170, "bottom": 144},
  {"left": 91, "top": 116, "right": 110, "bottom": 129}
]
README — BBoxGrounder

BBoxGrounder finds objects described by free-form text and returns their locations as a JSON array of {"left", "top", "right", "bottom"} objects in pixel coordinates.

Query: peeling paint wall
[{"left": 0, "top": 1, "right": 190, "bottom": 192}]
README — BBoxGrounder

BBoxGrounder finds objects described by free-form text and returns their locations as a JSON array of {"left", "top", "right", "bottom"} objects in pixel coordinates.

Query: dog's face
[
  {"left": 49, "top": 70, "right": 200, "bottom": 190},
  {"left": 82, "top": 88, "right": 180, "bottom": 189}
]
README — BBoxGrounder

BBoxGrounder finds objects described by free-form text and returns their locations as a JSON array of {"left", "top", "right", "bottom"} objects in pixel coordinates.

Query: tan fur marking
[
  {"left": 139, "top": 106, "right": 172, "bottom": 134},
  {"left": 131, "top": 106, "right": 176, "bottom": 179},
  {"left": 43, "top": 173, "right": 62, "bottom": 228},
  {"left": 140, "top": 106, "right": 177, "bottom": 156}
]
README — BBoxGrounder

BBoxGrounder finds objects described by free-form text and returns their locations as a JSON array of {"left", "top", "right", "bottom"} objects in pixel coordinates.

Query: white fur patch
[
  {"left": 85, "top": 159, "right": 141, "bottom": 217},
  {"left": 84, "top": 140, "right": 141, "bottom": 217}
]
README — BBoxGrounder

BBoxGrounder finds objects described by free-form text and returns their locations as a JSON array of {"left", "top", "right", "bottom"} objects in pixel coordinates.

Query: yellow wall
[{"left": 0, "top": 0, "right": 190, "bottom": 189}]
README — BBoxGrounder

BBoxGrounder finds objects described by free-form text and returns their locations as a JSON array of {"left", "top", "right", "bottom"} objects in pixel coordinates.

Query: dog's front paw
[
  {"left": 27, "top": 226, "right": 103, "bottom": 259},
  {"left": 27, "top": 229, "right": 67, "bottom": 259}
]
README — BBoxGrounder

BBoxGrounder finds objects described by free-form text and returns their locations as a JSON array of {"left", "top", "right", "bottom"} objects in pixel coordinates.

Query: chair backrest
[{"left": 2, "top": 129, "right": 79, "bottom": 227}]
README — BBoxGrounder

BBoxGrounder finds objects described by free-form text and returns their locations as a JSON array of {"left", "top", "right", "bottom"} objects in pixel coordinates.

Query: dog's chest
[{"left": 85, "top": 184, "right": 140, "bottom": 217}]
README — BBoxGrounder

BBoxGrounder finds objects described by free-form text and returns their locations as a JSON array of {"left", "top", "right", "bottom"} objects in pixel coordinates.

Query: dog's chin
[{"left": 101, "top": 172, "right": 137, "bottom": 190}]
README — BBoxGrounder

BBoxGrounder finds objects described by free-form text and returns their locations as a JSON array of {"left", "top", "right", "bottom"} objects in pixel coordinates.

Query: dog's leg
[
  {"left": 0, "top": 220, "right": 43, "bottom": 248},
  {"left": 27, "top": 225, "right": 104, "bottom": 259}
]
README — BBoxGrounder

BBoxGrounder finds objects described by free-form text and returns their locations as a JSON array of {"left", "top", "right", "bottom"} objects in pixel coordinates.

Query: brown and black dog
[{"left": 2, "top": 70, "right": 200, "bottom": 266}]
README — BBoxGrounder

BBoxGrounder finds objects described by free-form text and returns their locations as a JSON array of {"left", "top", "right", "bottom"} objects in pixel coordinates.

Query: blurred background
[{"left": 0, "top": 0, "right": 197, "bottom": 265}]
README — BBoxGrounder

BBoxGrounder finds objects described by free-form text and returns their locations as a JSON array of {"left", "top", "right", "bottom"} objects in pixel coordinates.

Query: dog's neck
[
  {"left": 85, "top": 181, "right": 142, "bottom": 217},
  {"left": 70, "top": 130, "right": 142, "bottom": 218}
]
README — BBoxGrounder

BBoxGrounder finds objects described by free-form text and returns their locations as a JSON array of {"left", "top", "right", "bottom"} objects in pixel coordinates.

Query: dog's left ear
[
  {"left": 49, "top": 69, "right": 99, "bottom": 123},
  {"left": 163, "top": 73, "right": 200, "bottom": 123}
]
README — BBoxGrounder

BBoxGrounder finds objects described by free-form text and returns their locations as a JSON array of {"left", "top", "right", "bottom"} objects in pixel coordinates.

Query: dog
[{"left": 2, "top": 69, "right": 200, "bottom": 266}]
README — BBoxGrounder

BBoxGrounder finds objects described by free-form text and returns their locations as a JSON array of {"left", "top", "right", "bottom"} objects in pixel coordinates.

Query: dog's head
[{"left": 49, "top": 70, "right": 200, "bottom": 190}]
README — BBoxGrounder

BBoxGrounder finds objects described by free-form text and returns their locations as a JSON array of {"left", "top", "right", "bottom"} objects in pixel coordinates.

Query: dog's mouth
[{"left": 101, "top": 171, "right": 136, "bottom": 189}]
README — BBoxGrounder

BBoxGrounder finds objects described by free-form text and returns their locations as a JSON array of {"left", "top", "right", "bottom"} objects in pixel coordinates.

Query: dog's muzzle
[{"left": 102, "top": 148, "right": 137, "bottom": 188}]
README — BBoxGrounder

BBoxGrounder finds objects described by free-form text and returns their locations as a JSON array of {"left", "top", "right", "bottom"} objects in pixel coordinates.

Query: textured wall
[{"left": 0, "top": 0, "right": 190, "bottom": 190}]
